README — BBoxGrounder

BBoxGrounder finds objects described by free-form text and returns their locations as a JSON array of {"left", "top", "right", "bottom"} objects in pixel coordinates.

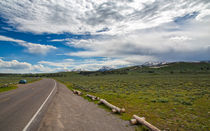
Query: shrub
[
  {"left": 181, "top": 100, "right": 193, "bottom": 105},
  {"left": 158, "top": 98, "right": 169, "bottom": 103},
  {"left": 148, "top": 70, "right": 155, "bottom": 73},
  {"left": 151, "top": 98, "right": 169, "bottom": 103}
]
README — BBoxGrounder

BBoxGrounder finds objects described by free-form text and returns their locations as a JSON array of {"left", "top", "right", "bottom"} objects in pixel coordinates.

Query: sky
[{"left": 0, "top": 0, "right": 210, "bottom": 73}]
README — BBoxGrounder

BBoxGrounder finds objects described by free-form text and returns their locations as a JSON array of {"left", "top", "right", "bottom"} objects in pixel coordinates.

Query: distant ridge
[
  {"left": 61, "top": 61, "right": 210, "bottom": 73},
  {"left": 98, "top": 66, "right": 114, "bottom": 72},
  {"left": 142, "top": 61, "right": 168, "bottom": 67},
  {"left": 71, "top": 68, "right": 86, "bottom": 72}
]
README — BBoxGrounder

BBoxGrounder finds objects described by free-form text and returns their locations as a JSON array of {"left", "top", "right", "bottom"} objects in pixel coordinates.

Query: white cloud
[
  {"left": 60, "top": 16, "right": 209, "bottom": 61},
  {"left": 0, "top": 35, "right": 57, "bottom": 55},
  {"left": 169, "top": 36, "right": 192, "bottom": 41},
  {"left": 0, "top": 59, "right": 31, "bottom": 70},
  {"left": 0, "top": 59, "right": 54, "bottom": 73},
  {"left": 0, "top": 58, "right": 72, "bottom": 73},
  {"left": 0, "top": 0, "right": 209, "bottom": 35},
  {"left": 0, "top": 35, "right": 23, "bottom": 43},
  {"left": 19, "top": 42, "right": 57, "bottom": 55},
  {"left": 50, "top": 39, "right": 70, "bottom": 42}
]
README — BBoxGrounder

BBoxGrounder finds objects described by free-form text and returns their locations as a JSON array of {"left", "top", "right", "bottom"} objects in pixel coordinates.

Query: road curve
[{"left": 0, "top": 78, "right": 56, "bottom": 131}]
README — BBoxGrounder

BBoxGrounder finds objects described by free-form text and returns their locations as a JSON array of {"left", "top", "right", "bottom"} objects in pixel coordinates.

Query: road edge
[{"left": 22, "top": 79, "right": 57, "bottom": 131}]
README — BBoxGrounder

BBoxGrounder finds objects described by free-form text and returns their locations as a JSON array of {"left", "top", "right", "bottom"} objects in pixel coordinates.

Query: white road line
[{"left": 22, "top": 80, "right": 57, "bottom": 131}]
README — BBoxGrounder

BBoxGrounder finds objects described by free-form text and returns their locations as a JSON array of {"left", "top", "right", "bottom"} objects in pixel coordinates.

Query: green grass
[
  {"left": 0, "top": 76, "right": 41, "bottom": 92},
  {"left": 54, "top": 66, "right": 210, "bottom": 131},
  {"left": 0, "top": 85, "right": 18, "bottom": 92}
]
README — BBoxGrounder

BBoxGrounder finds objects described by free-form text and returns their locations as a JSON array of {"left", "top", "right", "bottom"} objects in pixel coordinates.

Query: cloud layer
[
  {"left": 0, "top": 0, "right": 209, "bottom": 35},
  {"left": 64, "top": 18, "right": 210, "bottom": 62},
  {"left": 0, "top": 35, "right": 57, "bottom": 55}
]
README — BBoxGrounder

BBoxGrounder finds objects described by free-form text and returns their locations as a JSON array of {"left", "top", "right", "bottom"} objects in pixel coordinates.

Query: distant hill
[
  {"left": 17, "top": 61, "right": 210, "bottom": 77},
  {"left": 77, "top": 62, "right": 210, "bottom": 76},
  {"left": 98, "top": 66, "right": 114, "bottom": 72},
  {"left": 117, "top": 62, "right": 210, "bottom": 74}
]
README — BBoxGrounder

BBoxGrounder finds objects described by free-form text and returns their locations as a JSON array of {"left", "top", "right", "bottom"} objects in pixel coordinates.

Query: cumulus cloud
[
  {"left": 0, "top": 59, "right": 56, "bottom": 73},
  {"left": 0, "top": 0, "right": 209, "bottom": 35},
  {"left": 169, "top": 36, "right": 192, "bottom": 41},
  {"left": 64, "top": 18, "right": 210, "bottom": 61},
  {"left": 19, "top": 42, "right": 57, "bottom": 55},
  {"left": 0, "top": 59, "right": 31, "bottom": 70},
  {"left": 0, "top": 35, "right": 57, "bottom": 55}
]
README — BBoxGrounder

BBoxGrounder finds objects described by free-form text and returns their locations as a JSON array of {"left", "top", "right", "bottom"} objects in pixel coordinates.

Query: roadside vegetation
[
  {"left": 0, "top": 74, "right": 41, "bottom": 92},
  {"left": 54, "top": 62, "right": 210, "bottom": 131}
]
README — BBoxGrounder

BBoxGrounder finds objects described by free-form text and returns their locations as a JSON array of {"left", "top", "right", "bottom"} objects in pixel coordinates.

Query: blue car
[{"left": 19, "top": 79, "right": 27, "bottom": 84}]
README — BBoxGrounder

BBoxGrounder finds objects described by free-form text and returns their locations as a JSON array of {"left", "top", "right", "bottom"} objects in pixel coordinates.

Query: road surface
[
  {"left": 38, "top": 82, "right": 134, "bottom": 131},
  {"left": 0, "top": 79, "right": 134, "bottom": 131},
  {"left": 0, "top": 79, "right": 56, "bottom": 131}
]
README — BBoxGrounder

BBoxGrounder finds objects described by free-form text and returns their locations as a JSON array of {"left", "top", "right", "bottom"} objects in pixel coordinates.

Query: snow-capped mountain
[
  {"left": 71, "top": 68, "right": 85, "bottom": 72},
  {"left": 98, "top": 66, "right": 114, "bottom": 72},
  {"left": 142, "top": 61, "right": 167, "bottom": 67}
]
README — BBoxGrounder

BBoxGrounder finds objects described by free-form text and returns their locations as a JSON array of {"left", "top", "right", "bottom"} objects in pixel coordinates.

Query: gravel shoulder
[{"left": 38, "top": 81, "right": 134, "bottom": 131}]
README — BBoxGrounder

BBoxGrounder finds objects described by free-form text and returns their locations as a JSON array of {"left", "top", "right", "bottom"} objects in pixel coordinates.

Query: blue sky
[{"left": 0, "top": 0, "right": 210, "bottom": 73}]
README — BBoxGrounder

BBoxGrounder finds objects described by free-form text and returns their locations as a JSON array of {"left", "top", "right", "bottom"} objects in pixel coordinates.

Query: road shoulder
[{"left": 38, "top": 81, "right": 134, "bottom": 131}]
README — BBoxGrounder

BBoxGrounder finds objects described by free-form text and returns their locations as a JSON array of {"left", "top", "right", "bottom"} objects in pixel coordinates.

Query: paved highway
[{"left": 0, "top": 79, "right": 56, "bottom": 131}]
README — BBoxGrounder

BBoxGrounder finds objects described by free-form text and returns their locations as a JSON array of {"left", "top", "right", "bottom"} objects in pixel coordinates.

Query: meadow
[
  {"left": 0, "top": 74, "right": 40, "bottom": 92},
  {"left": 55, "top": 62, "right": 210, "bottom": 131}
]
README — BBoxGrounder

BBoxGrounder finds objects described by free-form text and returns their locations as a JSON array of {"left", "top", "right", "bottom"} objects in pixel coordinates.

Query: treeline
[
  {"left": 79, "top": 70, "right": 128, "bottom": 76},
  {"left": 21, "top": 73, "right": 66, "bottom": 77},
  {"left": 0, "top": 73, "right": 67, "bottom": 78},
  {"left": 0, "top": 73, "right": 21, "bottom": 77}
]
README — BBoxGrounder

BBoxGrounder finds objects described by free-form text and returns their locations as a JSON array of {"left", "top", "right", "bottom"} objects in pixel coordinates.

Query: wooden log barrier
[
  {"left": 130, "top": 119, "right": 138, "bottom": 125},
  {"left": 130, "top": 115, "right": 160, "bottom": 131},
  {"left": 99, "top": 99, "right": 125, "bottom": 113},
  {"left": 86, "top": 94, "right": 100, "bottom": 100},
  {"left": 130, "top": 117, "right": 145, "bottom": 125},
  {"left": 73, "top": 90, "right": 82, "bottom": 96}
]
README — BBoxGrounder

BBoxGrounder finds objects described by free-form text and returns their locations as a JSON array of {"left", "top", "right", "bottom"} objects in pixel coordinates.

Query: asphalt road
[{"left": 0, "top": 78, "right": 56, "bottom": 131}]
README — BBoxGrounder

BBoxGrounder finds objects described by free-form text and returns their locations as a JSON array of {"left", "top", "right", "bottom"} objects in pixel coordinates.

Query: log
[
  {"left": 86, "top": 94, "right": 100, "bottom": 100},
  {"left": 132, "top": 115, "right": 160, "bottom": 131},
  {"left": 73, "top": 90, "right": 82, "bottom": 96},
  {"left": 73, "top": 90, "right": 77, "bottom": 94},
  {"left": 99, "top": 99, "right": 125, "bottom": 113},
  {"left": 130, "top": 119, "right": 138, "bottom": 125},
  {"left": 120, "top": 108, "right": 125, "bottom": 113},
  {"left": 130, "top": 117, "right": 145, "bottom": 125}
]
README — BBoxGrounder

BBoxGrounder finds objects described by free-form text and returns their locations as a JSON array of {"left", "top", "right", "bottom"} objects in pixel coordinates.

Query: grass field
[
  {"left": 0, "top": 62, "right": 209, "bottom": 130},
  {"left": 0, "top": 75, "right": 40, "bottom": 92},
  {"left": 55, "top": 62, "right": 210, "bottom": 131}
]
